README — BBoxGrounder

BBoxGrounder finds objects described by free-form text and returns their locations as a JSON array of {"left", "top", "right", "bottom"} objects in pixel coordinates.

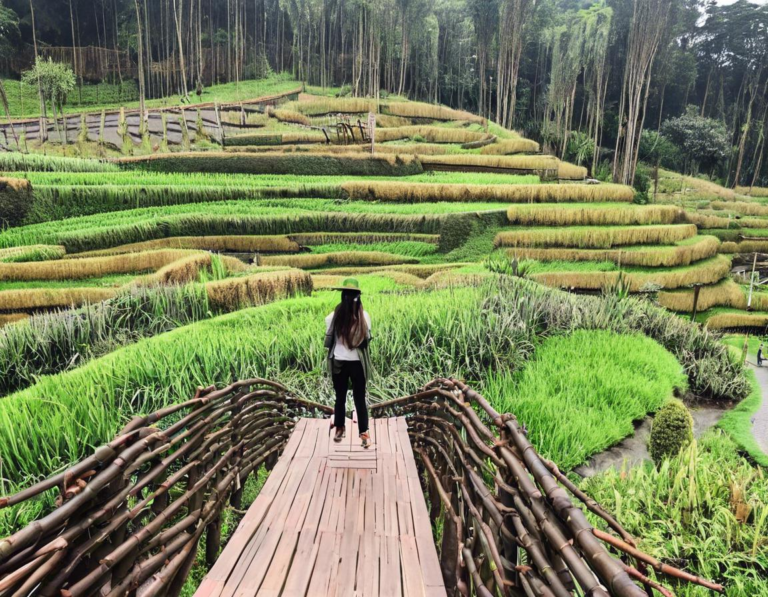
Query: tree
[
  {"left": 21, "top": 59, "right": 76, "bottom": 144},
  {"left": 661, "top": 106, "right": 730, "bottom": 176}
]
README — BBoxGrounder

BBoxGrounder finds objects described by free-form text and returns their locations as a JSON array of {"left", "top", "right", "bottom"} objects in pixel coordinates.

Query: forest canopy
[{"left": 0, "top": 0, "right": 765, "bottom": 187}]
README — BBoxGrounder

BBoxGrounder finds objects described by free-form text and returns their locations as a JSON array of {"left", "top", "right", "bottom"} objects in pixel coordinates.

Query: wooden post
[
  {"left": 691, "top": 284, "right": 701, "bottom": 322},
  {"left": 214, "top": 102, "right": 224, "bottom": 144},
  {"left": 747, "top": 252, "right": 758, "bottom": 310}
]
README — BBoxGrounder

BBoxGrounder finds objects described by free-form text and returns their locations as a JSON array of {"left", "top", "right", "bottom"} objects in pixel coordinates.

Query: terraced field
[{"left": 1, "top": 91, "right": 766, "bottom": 597}]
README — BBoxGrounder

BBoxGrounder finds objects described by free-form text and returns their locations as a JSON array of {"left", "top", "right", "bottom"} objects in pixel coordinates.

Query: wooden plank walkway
[{"left": 195, "top": 416, "right": 447, "bottom": 597}]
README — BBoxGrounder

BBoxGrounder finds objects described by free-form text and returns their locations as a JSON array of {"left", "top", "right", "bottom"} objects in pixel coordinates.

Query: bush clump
[
  {"left": 649, "top": 398, "right": 693, "bottom": 463},
  {"left": 0, "top": 178, "right": 33, "bottom": 228}
]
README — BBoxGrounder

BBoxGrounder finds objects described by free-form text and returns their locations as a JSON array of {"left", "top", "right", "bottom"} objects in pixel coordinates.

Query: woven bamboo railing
[
  {"left": 0, "top": 377, "right": 722, "bottom": 597},
  {"left": 370, "top": 378, "right": 724, "bottom": 597},
  {"left": 0, "top": 379, "right": 331, "bottom": 597}
]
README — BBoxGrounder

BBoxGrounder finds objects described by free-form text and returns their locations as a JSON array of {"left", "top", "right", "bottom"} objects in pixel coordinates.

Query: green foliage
[
  {"left": 0, "top": 152, "right": 118, "bottom": 173},
  {"left": 0, "top": 180, "right": 31, "bottom": 228},
  {"left": 639, "top": 129, "right": 681, "bottom": 170},
  {"left": 649, "top": 398, "right": 694, "bottom": 464},
  {"left": 632, "top": 163, "right": 652, "bottom": 204},
  {"left": 580, "top": 431, "right": 768, "bottom": 595},
  {"left": 718, "top": 369, "right": 768, "bottom": 466},
  {"left": 661, "top": 106, "right": 730, "bottom": 176},
  {"left": 0, "top": 5, "right": 21, "bottom": 60},
  {"left": 485, "top": 330, "right": 685, "bottom": 469},
  {"left": 20, "top": 59, "right": 76, "bottom": 109}
]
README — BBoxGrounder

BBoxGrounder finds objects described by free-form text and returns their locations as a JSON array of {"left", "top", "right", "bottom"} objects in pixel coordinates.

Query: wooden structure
[
  {"left": 196, "top": 417, "right": 445, "bottom": 597},
  {"left": 0, "top": 378, "right": 721, "bottom": 597}
]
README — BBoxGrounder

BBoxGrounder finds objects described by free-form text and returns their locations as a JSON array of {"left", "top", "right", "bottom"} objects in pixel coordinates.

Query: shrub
[
  {"left": 0, "top": 178, "right": 33, "bottom": 228},
  {"left": 649, "top": 398, "right": 693, "bottom": 464}
]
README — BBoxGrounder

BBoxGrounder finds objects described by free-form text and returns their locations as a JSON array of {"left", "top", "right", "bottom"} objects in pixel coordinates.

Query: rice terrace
[{"left": 0, "top": 0, "right": 767, "bottom": 596}]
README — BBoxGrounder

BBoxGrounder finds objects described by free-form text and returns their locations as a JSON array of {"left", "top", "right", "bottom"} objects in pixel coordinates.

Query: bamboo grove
[{"left": 0, "top": 0, "right": 765, "bottom": 185}]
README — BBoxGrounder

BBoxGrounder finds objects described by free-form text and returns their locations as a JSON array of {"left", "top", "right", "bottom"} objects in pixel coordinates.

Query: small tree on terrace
[
  {"left": 661, "top": 106, "right": 730, "bottom": 177},
  {"left": 21, "top": 59, "right": 76, "bottom": 145}
]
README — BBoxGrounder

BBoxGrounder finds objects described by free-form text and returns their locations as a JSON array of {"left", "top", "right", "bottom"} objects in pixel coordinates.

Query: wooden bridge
[{"left": 0, "top": 379, "right": 721, "bottom": 597}]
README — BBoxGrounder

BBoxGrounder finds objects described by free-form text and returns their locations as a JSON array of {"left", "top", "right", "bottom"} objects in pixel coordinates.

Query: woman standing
[{"left": 324, "top": 278, "right": 372, "bottom": 448}]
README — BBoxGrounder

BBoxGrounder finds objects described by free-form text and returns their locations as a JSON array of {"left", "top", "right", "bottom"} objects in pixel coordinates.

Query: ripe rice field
[{"left": 0, "top": 91, "right": 765, "bottom": 597}]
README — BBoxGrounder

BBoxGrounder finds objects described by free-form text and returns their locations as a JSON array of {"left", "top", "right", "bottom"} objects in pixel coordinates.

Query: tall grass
[
  {"left": 506, "top": 235, "right": 720, "bottom": 268},
  {"left": 711, "top": 201, "right": 768, "bottom": 217},
  {"left": 0, "top": 245, "right": 65, "bottom": 263},
  {"left": 484, "top": 330, "right": 685, "bottom": 469},
  {"left": 382, "top": 101, "right": 484, "bottom": 123},
  {"left": 266, "top": 106, "right": 311, "bottom": 126},
  {"left": 0, "top": 276, "right": 745, "bottom": 485},
  {"left": 0, "top": 287, "right": 117, "bottom": 312},
  {"left": 480, "top": 139, "right": 541, "bottom": 154},
  {"left": 582, "top": 431, "right": 768, "bottom": 595},
  {"left": 259, "top": 250, "right": 419, "bottom": 268},
  {"left": 71, "top": 235, "right": 301, "bottom": 258},
  {"left": 558, "top": 162, "right": 589, "bottom": 180},
  {"left": 703, "top": 310, "right": 768, "bottom": 330},
  {"left": 0, "top": 249, "right": 201, "bottom": 281},
  {"left": 343, "top": 181, "right": 634, "bottom": 203},
  {"left": 495, "top": 224, "right": 698, "bottom": 249},
  {"left": 657, "top": 279, "right": 760, "bottom": 312},
  {"left": 224, "top": 131, "right": 327, "bottom": 146},
  {"left": 419, "top": 153, "right": 559, "bottom": 171},
  {"left": 0, "top": 153, "right": 118, "bottom": 173},
  {"left": 530, "top": 255, "right": 732, "bottom": 291},
  {"left": 735, "top": 185, "right": 768, "bottom": 198},
  {"left": 375, "top": 126, "right": 487, "bottom": 144},
  {"left": 506, "top": 203, "right": 681, "bottom": 226},
  {"left": 206, "top": 269, "right": 313, "bottom": 310},
  {"left": 288, "top": 232, "right": 439, "bottom": 246}
]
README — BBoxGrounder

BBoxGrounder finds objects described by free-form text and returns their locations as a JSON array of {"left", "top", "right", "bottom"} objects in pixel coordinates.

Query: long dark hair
[{"left": 332, "top": 290, "right": 368, "bottom": 349}]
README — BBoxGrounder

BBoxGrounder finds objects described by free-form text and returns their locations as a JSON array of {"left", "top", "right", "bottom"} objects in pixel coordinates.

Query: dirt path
[{"left": 747, "top": 363, "right": 768, "bottom": 455}]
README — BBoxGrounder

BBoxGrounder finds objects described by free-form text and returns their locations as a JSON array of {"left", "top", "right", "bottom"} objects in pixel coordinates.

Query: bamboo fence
[{"left": 0, "top": 379, "right": 720, "bottom": 597}]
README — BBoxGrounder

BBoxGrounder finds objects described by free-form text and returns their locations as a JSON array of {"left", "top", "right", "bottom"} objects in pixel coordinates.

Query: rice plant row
[
  {"left": 259, "top": 250, "right": 419, "bottom": 269},
  {"left": 0, "top": 153, "right": 119, "bottom": 173},
  {"left": 529, "top": 255, "right": 732, "bottom": 291},
  {"left": 495, "top": 224, "right": 698, "bottom": 250},
  {"left": 506, "top": 203, "right": 682, "bottom": 226},
  {"left": 506, "top": 235, "right": 720, "bottom": 268},
  {"left": 658, "top": 279, "right": 768, "bottom": 313}
]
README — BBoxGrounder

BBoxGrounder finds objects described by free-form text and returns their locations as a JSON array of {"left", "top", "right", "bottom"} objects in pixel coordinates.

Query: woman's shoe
[
  {"left": 334, "top": 427, "right": 346, "bottom": 443},
  {"left": 360, "top": 432, "right": 371, "bottom": 449}
]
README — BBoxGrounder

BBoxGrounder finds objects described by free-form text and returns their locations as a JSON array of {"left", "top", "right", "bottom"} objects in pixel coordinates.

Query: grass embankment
[
  {"left": 0, "top": 199, "right": 509, "bottom": 254},
  {"left": 0, "top": 278, "right": 746, "bottom": 487},
  {"left": 718, "top": 369, "right": 768, "bottom": 467},
  {"left": 485, "top": 330, "right": 685, "bottom": 469},
  {"left": 529, "top": 255, "right": 732, "bottom": 292},
  {"left": 506, "top": 203, "right": 681, "bottom": 226},
  {"left": 581, "top": 431, "right": 768, "bottom": 595},
  {"left": 507, "top": 235, "right": 720, "bottom": 268},
  {"left": 0, "top": 269, "right": 311, "bottom": 396},
  {"left": 495, "top": 224, "right": 698, "bottom": 249},
  {"left": 658, "top": 279, "right": 768, "bottom": 313}
]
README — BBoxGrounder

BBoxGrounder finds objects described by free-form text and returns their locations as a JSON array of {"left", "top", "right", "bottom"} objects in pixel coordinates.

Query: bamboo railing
[
  {"left": 0, "top": 378, "right": 721, "bottom": 597},
  {"left": 0, "top": 379, "right": 331, "bottom": 597},
  {"left": 370, "top": 378, "right": 724, "bottom": 597}
]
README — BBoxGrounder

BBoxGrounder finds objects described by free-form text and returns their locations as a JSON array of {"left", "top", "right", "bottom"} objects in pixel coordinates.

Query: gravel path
[{"left": 747, "top": 363, "right": 768, "bottom": 455}]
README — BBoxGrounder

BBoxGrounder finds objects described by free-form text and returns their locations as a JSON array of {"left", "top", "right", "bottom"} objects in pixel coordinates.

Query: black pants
[{"left": 331, "top": 360, "right": 368, "bottom": 434}]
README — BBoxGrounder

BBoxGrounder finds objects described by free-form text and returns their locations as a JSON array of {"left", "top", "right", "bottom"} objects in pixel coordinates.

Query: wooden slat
[{"left": 195, "top": 417, "right": 447, "bottom": 597}]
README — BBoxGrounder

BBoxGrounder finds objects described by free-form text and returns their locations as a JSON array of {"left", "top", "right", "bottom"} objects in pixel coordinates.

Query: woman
[{"left": 324, "top": 278, "right": 373, "bottom": 448}]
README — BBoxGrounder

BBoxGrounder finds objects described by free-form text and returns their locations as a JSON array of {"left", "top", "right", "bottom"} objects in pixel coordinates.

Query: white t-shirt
[{"left": 325, "top": 310, "right": 371, "bottom": 361}]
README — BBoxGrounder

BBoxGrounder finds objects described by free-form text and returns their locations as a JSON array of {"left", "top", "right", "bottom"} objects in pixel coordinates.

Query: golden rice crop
[
  {"left": 224, "top": 144, "right": 362, "bottom": 154},
  {"left": 705, "top": 312, "right": 768, "bottom": 330},
  {"left": 480, "top": 139, "right": 541, "bottom": 155},
  {"left": 685, "top": 212, "right": 768, "bottom": 229},
  {"left": 318, "top": 263, "right": 466, "bottom": 278},
  {"left": 423, "top": 270, "right": 490, "bottom": 289},
  {"left": 735, "top": 186, "right": 768, "bottom": 198},
  {"left": 0, "top": 249, "right": 201, "bottom": 281},
  {"left": 259, "top": 251, "right": 418, "bottom": 269},
  {"left": 375, "top": 126, "right": 487, "bottom": 144},
  {"left": 419, "top": 154, "right": 559, "bottom": 171},
  {"left": 0, "top": 313, "right": 28, "bottom": 326},
  {"left": 719, "top": 240, "right": 768, "bottom": 254},
  {"left": 342, "top": 181, "right": 634, "bottom": 203},
  {"left": 506, "top": 204, "right": 681, "bottom": 226},
  {"left": 205, "top": 269, "right": 313, "bottom": 310},
  {"left": 0, "top": 245, "right": 66, "bottom": 263},
  {"left": 558, "top": 161, "right": 588, "bottom": 180},
  {"left": 287, "top": 232, "right": 439, "bottom": 245},
  {"left": 266, "top": 107, "right": 311, "bottom": 126},
  {"left": 495, "top": 224, "right": 698, "bottom": 249},
  {"left": 531, "top": 255, "right": 731, "bottom": 291},
  {"left": 372, "top": 143, "right": 461, "bottom": 155},
  {"left": 711, "top": 201, "right": 768, "bottom": 217},
  {"left": 0, "top": 288, "right": 117, "bottom": 312},
  {"left": 136, "top": 253, "right": 247, "bottom": 286},
  {"left": 657, "top": 280, "right": 746, "bottom": 312},
  {"left": 506, "top": 235, "right": 720, "bottom": 268},
  {"left": 312, "top": 271, "right": 425, "bottom": 289},
  {"left": 293, "top": 98, "right": 376, "bottom": 115},
  {"left": 376, "top": 115, "right": 412, "bottom": 128},
  {"left": 382, "top": 101, "right": 484, "bottom": 123},
  {"left": 70, "top": 236, "right": 300, "bottom": 258}
]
